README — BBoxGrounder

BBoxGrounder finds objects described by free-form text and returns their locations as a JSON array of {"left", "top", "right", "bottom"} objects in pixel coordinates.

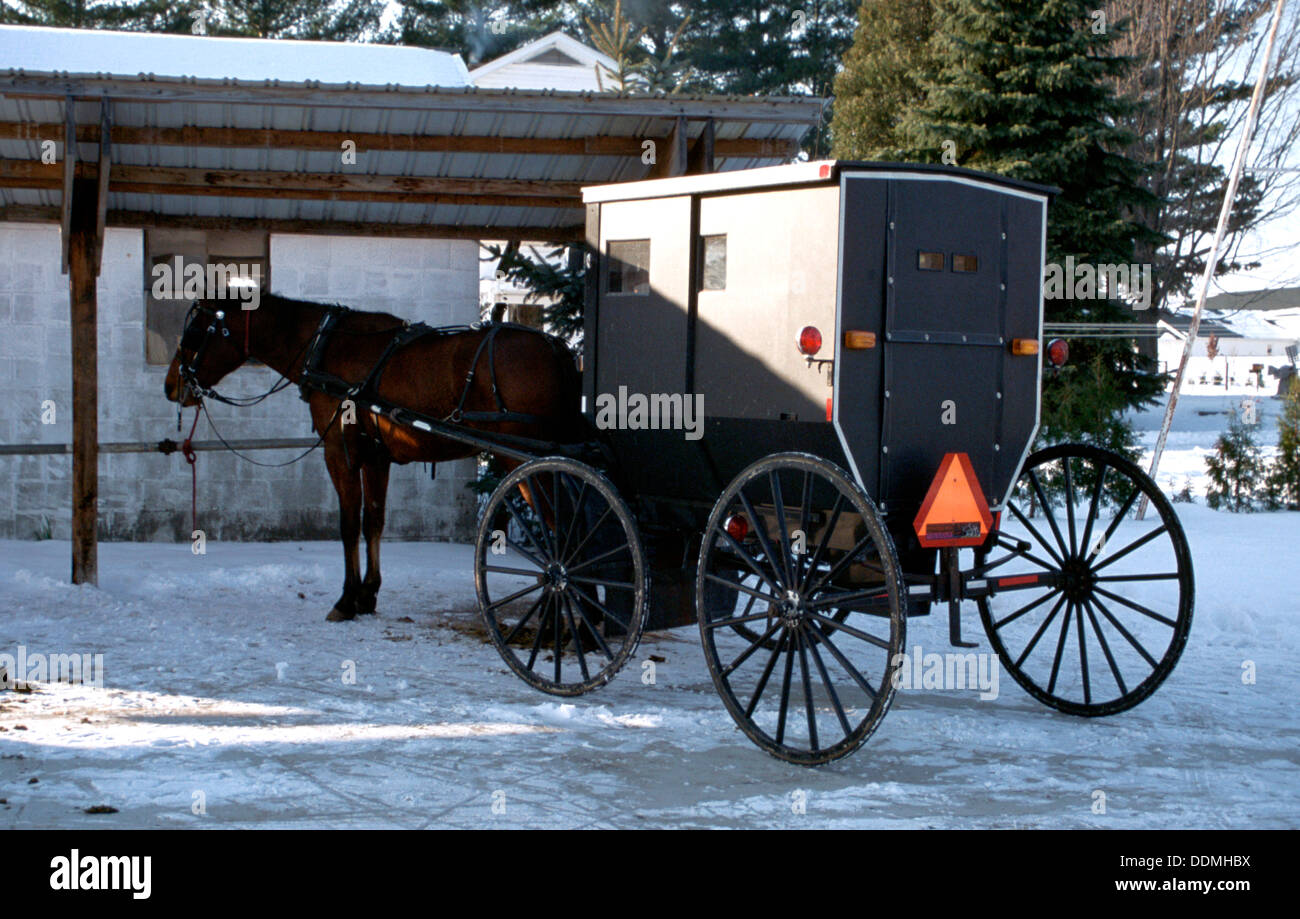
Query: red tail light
[
  {"left": 1047, "top": 338, "right": 1069, "bottom": 367},
  {"left": 798, "top": 326, "right": 822, "bottom": 356},
  {"left": 724, "top": 514, "right": 750, "bottom": 541}
]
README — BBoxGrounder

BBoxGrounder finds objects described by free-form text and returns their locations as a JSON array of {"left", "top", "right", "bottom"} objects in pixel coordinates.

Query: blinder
[{"left": 177, "top": 302, "right": 232, "bottom": 397}]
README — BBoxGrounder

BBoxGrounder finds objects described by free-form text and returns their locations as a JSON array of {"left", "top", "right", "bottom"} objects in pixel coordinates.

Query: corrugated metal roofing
[{"left": 0, "top": 27, "right": 824, "bottom": 238}]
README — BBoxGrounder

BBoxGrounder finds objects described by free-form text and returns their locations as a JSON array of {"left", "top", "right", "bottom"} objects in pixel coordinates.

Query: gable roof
[
  {"left": 468, "top": 31, "right": 617, "bottom": 89},
  {"left": 0, "top": 24, "right": 471, "bottom": 88}
]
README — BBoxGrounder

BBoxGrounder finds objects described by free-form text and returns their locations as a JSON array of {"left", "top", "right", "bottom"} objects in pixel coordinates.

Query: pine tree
[
  {"left": 830, "top": 0, "right": 939, "bottom": 160},
  {"left": 484, "top": 242, "right": 585, "bottom": 344},
  {"left": 390, "top": 1, "right": 552, "bottom": 65},
  {"left": 1267, "top": 375, "right": 1300, "bottom": 509},
  {"left": 212, "top": 0, "right": 383, "bottom": 40},
  {"left": 0, "top": 0, "right": 167, "bottom": 29},
  {"left": 684, "top": 0, "right": 860, "bottom": 155},
  {"left": 1205, "top": 411, "right": 1266, "bottom": 511},
  {"left": 584, "top": 0, "right": 693, "bottom": 94}
]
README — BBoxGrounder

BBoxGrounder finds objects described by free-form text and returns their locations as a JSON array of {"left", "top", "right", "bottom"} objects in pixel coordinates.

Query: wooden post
[
  {"left": 648, "top": 117, "right": 688, "bottom": 179},
  {"left": 68, "top": 175, "right": 101, "bottom": 585},
  {"left": 687, "top": 118, "right": 716, "bottom": 175}
]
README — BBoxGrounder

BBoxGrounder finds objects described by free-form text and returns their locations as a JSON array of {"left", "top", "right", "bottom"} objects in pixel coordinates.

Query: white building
[{"left": 468, "top": 31, "right": 618, "bottom": 92}]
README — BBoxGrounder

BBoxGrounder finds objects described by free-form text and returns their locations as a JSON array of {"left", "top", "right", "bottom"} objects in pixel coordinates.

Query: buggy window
[
  {"left": 699, "top": 234, "right": 727, "bottom": 291},
  {"left": 917, "top": 250, "right": 944, "bottom": 271},
  {"left": 607, "top": 239, "right": 651, "bottom": 295},
  {"left": 952, "top": 254, "right": 978, "bottom": 273}
]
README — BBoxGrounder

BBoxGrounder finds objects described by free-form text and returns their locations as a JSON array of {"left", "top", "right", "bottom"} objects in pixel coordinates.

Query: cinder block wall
[{"left": 0, "top": 224, "right": 481, "bottom": 542}]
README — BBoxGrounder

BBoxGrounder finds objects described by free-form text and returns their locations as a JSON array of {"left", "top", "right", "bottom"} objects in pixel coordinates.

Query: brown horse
[{"left": 164, "top": 293, "right": 581, "bottom": 622}]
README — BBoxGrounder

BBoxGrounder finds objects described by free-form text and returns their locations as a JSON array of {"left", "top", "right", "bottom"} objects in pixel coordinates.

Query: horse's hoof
[{"left": 325, "top": 606, "right": 355, "bottom": 622}]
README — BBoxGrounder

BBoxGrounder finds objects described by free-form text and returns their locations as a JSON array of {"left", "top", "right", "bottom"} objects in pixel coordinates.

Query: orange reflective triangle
[{"left": 912, "top": 452, "right": 993, "bottom": 548}]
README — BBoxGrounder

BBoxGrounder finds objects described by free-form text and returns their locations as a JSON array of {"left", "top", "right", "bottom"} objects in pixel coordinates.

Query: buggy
[{"left": 468, "top": 160, "right": 1193, "bottom": 764}]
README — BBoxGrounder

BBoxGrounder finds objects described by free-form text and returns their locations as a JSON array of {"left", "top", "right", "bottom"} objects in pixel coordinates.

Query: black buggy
[{"left": 471, "top": 160, "right": 1193, "bottom": 765}]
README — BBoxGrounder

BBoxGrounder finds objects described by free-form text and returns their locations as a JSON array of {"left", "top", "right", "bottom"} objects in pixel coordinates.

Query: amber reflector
[
  {"left": 843, "top": 330, "right": 877, "bottom": 350},
  {"left": 1010, "top": 338, "right": 1039, "bottom": 356}
]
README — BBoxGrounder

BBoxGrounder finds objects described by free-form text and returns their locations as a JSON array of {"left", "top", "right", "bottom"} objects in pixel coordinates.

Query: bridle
[{"left": 177, "top": 301, "right": 295, "bottom": 407}]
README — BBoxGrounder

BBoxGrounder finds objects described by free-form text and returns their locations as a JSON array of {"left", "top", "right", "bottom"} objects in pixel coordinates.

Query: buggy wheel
[
  {"left": 696, "top": 453, "right": 906, "bottom": 765},
  {"left": 475, "top": 457, "right": 648, "bottom": 696},
  {"left": 976, "top": 443, "right": 1194, "bottom": 716}
]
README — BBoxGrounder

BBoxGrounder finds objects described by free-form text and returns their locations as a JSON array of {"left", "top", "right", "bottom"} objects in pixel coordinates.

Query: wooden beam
[
  {"left": 648, "top": 116, "right": 689, "bottom": 180},
  {"left": 67, "top": 176, "right": 101, "bottom": 585},
  {"left": 0, "top": 121, "right": 800, "bottom": 160},
  {"left": 687, "top": 118, "right": 716, "bottom": 175},
  {"left": 0, "top": 159, "right": 583, "bottom": 200},
  {"left": 0, "top": 203, "right": 581, "bottom": 241},
  {"left": 94, "top": 99, "right": 111, "bottom": 274},
  {"left": 60, "top": 96, "right": 76, "bottom": 274},
  {"left": 102, "top": 210, "right": 583, "bottom": 243},
  {"left": 0, "top": 204, "right": 60, "bottom": 222}
]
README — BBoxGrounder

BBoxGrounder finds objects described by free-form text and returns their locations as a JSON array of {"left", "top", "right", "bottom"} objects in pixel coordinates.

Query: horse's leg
[
  {"left": 356, "top": 455, "right": 391, "bottom": 616},
  {"left": 324, "top": 436, "right": 364, "bottom": 623}
]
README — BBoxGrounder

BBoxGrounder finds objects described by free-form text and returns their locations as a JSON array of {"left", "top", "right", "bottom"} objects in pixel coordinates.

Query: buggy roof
[{"left": 582, "top": 159, "right": 1058, "bottom": 203}]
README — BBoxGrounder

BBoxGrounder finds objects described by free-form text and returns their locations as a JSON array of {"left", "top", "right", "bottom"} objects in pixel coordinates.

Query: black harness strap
[{"left": 297, "top": 308, "right": 553, "bottom": 429}]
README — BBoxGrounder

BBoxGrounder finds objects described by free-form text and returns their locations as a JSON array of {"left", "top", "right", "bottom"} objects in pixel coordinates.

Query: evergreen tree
[
  {"left": 1205, "top": 411, "right": 1266, "bottom": 511},
  {"left": 683, "top": 0, "right": 860, "bottom": 155},
  {"left": 0, "top": 0, "right": 161, "bottom": 28},
  {"left": 484, "top": 242, "right": 585, "bottom": 344},
  {"left": 1267, "top": 375, "right": 1300, "bottom": 509},
  {"left": 584, "top": 0, "right": 693, "bottom": 93},
  {"left": 830, "top": 0, "right": 938, "bottom": 160},
  {"left": 389, "top": 1, "right": 552, "bottom": 64},
  {"left": 212, "top": 0, "right": 383, "bottom": 40}
]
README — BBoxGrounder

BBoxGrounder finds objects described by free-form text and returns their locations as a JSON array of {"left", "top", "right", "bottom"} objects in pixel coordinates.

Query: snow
[
  {"left": 2, "top": 431, "right": 1297, "bottom": 828},
  {"left": 0, "top": 25, "right": 471, "bottom": 88}
]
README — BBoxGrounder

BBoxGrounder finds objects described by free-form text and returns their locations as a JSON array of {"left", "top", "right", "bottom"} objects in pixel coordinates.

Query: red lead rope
[{"left": 182, "top": 405, "right": 200, "bottom": 535}]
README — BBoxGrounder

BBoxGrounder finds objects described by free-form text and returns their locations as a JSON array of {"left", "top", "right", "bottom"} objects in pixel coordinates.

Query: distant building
[
  {"left": 1157, "top": 286, "right": 1300, "bottom": 395},
  {"left": 468, "top": 31, "right": 618, "bottom": 92}
]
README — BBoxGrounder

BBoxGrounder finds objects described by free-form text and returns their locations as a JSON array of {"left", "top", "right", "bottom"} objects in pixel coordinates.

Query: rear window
[
  {"left": 607, "top": 239, "right": 650, "bottom": 295},
  {"left": 700, "top": 234, "right": 727, "bottom": 291}
]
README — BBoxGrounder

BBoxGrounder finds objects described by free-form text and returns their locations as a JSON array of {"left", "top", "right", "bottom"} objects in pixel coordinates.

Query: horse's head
[{"left": 164, "top": 300, "right": 253, "bottom": 406}]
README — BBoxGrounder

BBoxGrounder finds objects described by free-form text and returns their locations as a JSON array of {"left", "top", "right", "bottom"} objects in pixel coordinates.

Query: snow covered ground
[{"left": 1, "top": 401, "right": 1297, "bottom": 828}]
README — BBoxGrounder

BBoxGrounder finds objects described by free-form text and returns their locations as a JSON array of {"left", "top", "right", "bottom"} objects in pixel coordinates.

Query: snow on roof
[
  {"left": 1208, "top": 307, "right": 1300, "bottom": 341},
  {"left": 0, "top": 24, "right": 470, "bottom": 88}
]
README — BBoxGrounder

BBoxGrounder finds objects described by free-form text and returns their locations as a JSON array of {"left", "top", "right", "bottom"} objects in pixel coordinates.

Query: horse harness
[
  {"left": 294, "top": 306, "right": 554, "bottom": 468},
  {"left": 177, "top": 301, "right": 572, "bottom": 475}
]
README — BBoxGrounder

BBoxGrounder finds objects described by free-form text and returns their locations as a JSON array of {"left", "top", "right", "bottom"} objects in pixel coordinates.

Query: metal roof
[
  {"left": 583, "top": 160, "right": 1057, "bottom": 204},
  {"left": 0, "top": 27, "right": 823, "bottom": 242}
]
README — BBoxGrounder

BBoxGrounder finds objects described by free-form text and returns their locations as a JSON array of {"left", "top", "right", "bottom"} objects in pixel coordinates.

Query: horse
[{"left": 164, "top": 293, "right": 582, "bottom": 622}]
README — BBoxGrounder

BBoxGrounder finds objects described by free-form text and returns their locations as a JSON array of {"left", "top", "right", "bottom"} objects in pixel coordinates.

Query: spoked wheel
[
  {"left": 696, "top": 453, "right": 906, "bottom": 765},
  {"left": 475, "top": 457, "right": 648, "bottom": 696},
  {"left": 976, "top": 444, "right": 1194, "bottom": 716}
]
